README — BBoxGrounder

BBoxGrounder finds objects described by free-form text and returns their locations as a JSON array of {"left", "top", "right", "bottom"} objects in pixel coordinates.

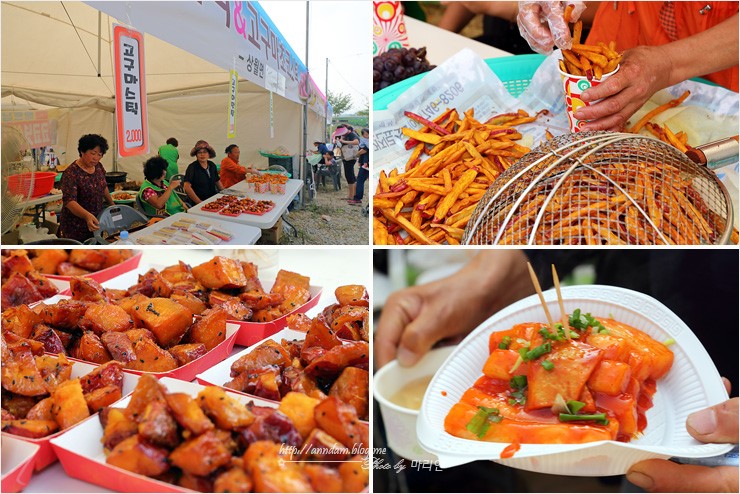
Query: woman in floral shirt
[{"left": 58, "top": 134, "right": 114, "bottom": 242}]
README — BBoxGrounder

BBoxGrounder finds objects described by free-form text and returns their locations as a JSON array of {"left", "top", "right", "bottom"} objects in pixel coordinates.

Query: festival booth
[{"left": 1, "top": 1, "right": 330, "bottom": 182}]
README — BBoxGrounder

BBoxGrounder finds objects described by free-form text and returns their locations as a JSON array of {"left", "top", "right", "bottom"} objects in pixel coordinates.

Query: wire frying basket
[{"left": 463, "top": 132, "right": 733, "bottom": 245}]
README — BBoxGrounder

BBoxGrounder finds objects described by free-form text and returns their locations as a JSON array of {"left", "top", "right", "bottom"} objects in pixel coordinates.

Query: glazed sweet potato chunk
[
  {"left": 115, "top": 294, "right": 150, "bottom": 327},
  {"left": 102, "top": 332, "right": 137, "bottom": 365},
  {"left": 304, "top": 464, "right": 343, "bottom": 493},
  {"left": 68, "top": 249, "right": 107, "bottom": 271},
  {"left": 125, "top": 336, "right": 178, "bottom": 373},
  {"left": 334, "top": 285, "right": 369, "bottom": 308},
  {"left": 2, "top": 252, "right": 34, "bottom": 277},
  {"left": 127, "top": 269, "right": 173, "bottom": 299},
  {"left": 2, "top": 304, "right": 42, "bottom": 338},
  {"left": 164, "top": 392, "right": 214, "bottom": 435},
  {"left": 35, "top": 354, "right": 73, "bottom": 393},
  {"left": 101, "top": 407, "right": 139, "bottom": 450},
  {"left": 30, "top": 324, "right": 67, "bottom": 355},
  {"left": 329, "top": 367, "right": 369, "bottom": 420},
  {"left": 271, "top": 269, "right": 311, "bottom": 314},
  {"left": 304, "top": 341, "right": 369, "bottom": 377},
  {"left": 187, "top": 307, "right": 227, "bottom": 351},
  {"left": 168, "top": 343, "right": 207, "bottom": 366},
  {"left": 314, "top": 397, "right": 368, "bottom": 450},
  {"left": 197, "top": 386, "right": 254, "bottom": 429},
  {"left": 170, "top": 290, "right": 207, "bottom": 315},
  {"left": 339, "top": 455, "right": 370, "bottom": 492},
  {"left": 138, "top": 401, "right": 179, "bottom": 448},
  {"left": 70, "top": 276, "right": 109, "bottom": 302},
  {"left": 2, "top": 419, "right": 59, "bottom": 438},
  {"left": 169, "top": 430, "right": 232, "bottom": 476},
  {"left": 56, "top": 262, "right": 91, "bottom": 276},
  {"left": 50, "top": 378, "right": 90, "bottom": 429},
  {"left": 1, "top": 273, "right": 43, "bottom": 308},
  {"left": 208, "top": 292, "right": 252, "bottom": 321},
  {"left": 125, "top": 374, "right": 166, "bottom": 421},
  {"left": 133, "top": 298, "right": 193, "bottom": 348},
  {"left": 244, "top": 440, "right": 313, "bottom": 493},
  {"left": 231, "top": 340, "right": 292, "bottom": 376},
  {"left": 84, "top": 385, "right": 123, "bottom": 413},
  {"left": 80, "top": 361, "right": 124, "bottom": 394},
  {"left": 286, "top": 313, "right": 312, "bottom": 333},
  {"left": 37, "top": 299, "right": 90, "bottom": 330},
  {"left": 101, "top": 249, "right": 133, "bottom": 269},
  {"left": 30, "top": 249, "right": 68, "bottom": 274},
  {"left": 214, "top": 467, "right": 253, "bottom": 493},
  {"left": 304, "top": 315, "right": 342, "bottom": 351},
  {"left": 300, "top": 429, "right": 350, "bottom": 461},
  {"left": 2, "top": 348, "right": 46, "bottom": 396},
  {"left": 277, "top": 392, "right": 321, "bottom": 439},
  {"left": 79, "top": 304, "right": 134, "bottom": 335},
  {"left": 26, "top": 396, "right": 55, "bottom": 421},
  {"left": 107, "top": 435, "right": 170, "bottom": 477},
  {"left": 239, "top": 290, "right": 284, "bottom": 310},
  {"left": 192, "top": 256, "right": 248, "bottom": 289}
]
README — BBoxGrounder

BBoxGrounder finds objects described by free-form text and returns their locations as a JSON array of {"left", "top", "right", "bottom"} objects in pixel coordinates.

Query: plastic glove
[{"left": 517, "top": 1, "right": 586, "bottom": 54}]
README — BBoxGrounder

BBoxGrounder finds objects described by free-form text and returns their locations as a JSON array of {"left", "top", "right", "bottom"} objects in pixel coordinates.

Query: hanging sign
[
  {"left": 113, "top": 24, "right": 148, "bottom": 157},
  {"left": 228, "top": 69, "right": 238, "bottom": 138},
  {"left": 269, "top": 91, "right": 274, "bottom": 139}
]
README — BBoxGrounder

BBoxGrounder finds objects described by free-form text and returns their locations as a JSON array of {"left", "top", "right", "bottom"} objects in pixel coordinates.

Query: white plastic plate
[{"left": 417, "top": 285, "right": 732, "bottom": 476}]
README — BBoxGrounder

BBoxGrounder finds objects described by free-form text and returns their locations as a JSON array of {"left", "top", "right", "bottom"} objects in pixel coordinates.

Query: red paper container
[
  {"left": 49, "top": 378, "right": 288, "bottom": 493},
  {"left": 232, "top": 285, "right": 322, "bottom": 346},
  {"left": 1, "top": 436, "right": 40, "bottom": 493},
  {"left": 47, "top": 250, "right": 143, "bottom": 284},
  {"left": 1, "top": 361, "right": 139, "bottom": 471}
]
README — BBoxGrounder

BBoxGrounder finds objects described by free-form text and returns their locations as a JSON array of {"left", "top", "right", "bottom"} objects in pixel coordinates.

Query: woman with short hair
[{"left": 137, "top": 156, "right": 186, "bottom": 216}]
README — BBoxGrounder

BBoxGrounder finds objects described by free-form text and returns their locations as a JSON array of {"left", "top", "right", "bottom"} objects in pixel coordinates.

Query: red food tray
[
  {"left": 46, "top": 251, "right": 143, "bottom": 284},
  {"left": 218, "top": 209, "right": 243, "bottom": 217},
  {"left": 1, "top": 361, "right": 140, "bottom": 471},
  {"left": 1, "top": 436, "right": 40, "bottom": 492}
]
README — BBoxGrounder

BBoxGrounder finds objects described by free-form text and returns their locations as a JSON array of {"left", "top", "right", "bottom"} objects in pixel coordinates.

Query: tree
[
  {"left": 327, "top": 90, "right": 353, "bottom": 116},
  {"left": 356, "top": 106, "right": 369, "bottom": 117}
]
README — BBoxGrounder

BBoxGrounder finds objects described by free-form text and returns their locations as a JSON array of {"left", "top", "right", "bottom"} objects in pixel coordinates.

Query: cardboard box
[{"left": 259, "top": 219, "right": 282, "bottom": 244}]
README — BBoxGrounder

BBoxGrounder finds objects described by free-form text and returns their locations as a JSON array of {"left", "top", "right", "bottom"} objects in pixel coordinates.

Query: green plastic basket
[
  {"left": 373, "top": 54, "right": 546, "bottom": 111},
  {"left": 374, "top": 53, "right": 717, "bottom": 111}
]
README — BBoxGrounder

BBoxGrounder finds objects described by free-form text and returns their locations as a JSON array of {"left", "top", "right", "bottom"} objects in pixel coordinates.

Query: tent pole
[
  {"left": 97, "top": 11, "right": 102, "bottom": 77},
  {"left": 324, "top": 57, "right": 328, "bottom": 141},
  {"left": 300, "top": 1, "right": 309, "bottom": 209}
]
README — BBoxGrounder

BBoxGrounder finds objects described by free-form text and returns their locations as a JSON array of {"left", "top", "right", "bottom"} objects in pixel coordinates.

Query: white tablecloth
[
  {"left": 127, "top": 212, "right": 261, "bottom": 245},
  {"left": 188, "top": 179, "right": 302, "bottom": 229}
]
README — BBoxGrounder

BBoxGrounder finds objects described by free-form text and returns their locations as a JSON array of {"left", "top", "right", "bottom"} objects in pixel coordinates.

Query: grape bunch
[{"left": 373, "top": 47, "right": 435, "bottom": 93}]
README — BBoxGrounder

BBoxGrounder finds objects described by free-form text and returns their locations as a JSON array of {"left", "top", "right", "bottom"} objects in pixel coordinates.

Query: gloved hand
[{"left": 517, "top": 1, "right": 586, "bottom": 54}]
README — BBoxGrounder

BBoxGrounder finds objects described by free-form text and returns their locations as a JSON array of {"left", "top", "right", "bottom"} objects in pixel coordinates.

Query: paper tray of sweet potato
[
  {"left": 415, "top": 285, "right": 732, "bottom": 476},
  {"left": 1, "top": 356, "right": 139, "bottom": 471},
  {"left": 77, "top": 255, "right": 324, "bottom": 347},
  {"left": 49, "top": 376, "right": 369, "bottom": 493},
  {"left": 30, "top": 249, "right": 143, "bottom": 283}
]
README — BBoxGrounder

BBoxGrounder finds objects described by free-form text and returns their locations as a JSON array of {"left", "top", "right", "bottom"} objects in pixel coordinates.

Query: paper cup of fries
[{"left": 558, "top": 64, "right": 619, "bottom": 132}]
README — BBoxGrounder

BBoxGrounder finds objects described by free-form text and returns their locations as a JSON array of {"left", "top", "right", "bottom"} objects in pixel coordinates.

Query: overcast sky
[{"left": 261, "top": 1, "right": 371, "bottom": 114}]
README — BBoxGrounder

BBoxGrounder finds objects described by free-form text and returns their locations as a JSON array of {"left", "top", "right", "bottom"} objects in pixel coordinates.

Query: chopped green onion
[
  {"left": 566, "top": 400, "right": 585, "bottom": 414},
  {"left": 663, "top": 338, "right": 676, "bottom": 347},
  {"left": 466, "top": 406, "right": 502, "bottom": 438},
  {"left": 510, "top": 375, "right": 528, "bottom": 389},
  {"left": 559, "top": 413, "right": 609, "bottom": 425},
  {"left": 508, "top": 354, "right": 524, "bottom": 374},
  {"left": 541, "top": 360, "right": 555, "bottom": 371},
  {"left": 498, "top": 336, "right": 512, "bottom": 350},
  {"left": 522, "top": 342, "right": 552, "bottom": 361},
  {"left": 538, "top": 327, "right": 564, "bottom": 342}
]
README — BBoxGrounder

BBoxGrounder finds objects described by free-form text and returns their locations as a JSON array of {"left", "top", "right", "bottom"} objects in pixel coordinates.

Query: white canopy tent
[{"left": 2, "top": 1, "right": 329, "bottom": 181}]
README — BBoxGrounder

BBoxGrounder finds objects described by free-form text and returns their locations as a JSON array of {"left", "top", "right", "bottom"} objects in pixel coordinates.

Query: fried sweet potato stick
[{"left": 629, "top": 90, "right": 691, "bottom": 133}]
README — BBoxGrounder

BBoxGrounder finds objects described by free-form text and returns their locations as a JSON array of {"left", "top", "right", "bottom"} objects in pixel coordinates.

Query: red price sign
[{"left": 114, "top": 25, "right": 149, "bottom": 157}]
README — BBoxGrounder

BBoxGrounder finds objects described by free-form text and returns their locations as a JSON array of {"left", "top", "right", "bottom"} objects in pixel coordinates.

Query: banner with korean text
[
  {"left": 89, "top": 1, "right": 329, "bottom": 117},
  {"left": 228, "top": 70, "right": 238, "bottom": 138},
  {"left": 113, "top": 24, "right": 149, "bottom": 157}
]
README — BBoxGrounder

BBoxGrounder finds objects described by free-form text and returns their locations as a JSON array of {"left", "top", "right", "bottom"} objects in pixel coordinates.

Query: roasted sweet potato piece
[
  {"left": 50, "top": 378, "right": 90, "bottom": 429},
  {"left": 26, "top": 396, "right": 55, "bottom": 421},
  {"left": 304, "top": 315, "right": 342, "bottom": 351},
  {"left": 239, "top": 289, "right": 284, "bottom": 310},
  {"left": 170, "top": 430, "right": 232, "bottom": 476},
  {"left": 80, "top": 361, "right": 124, "bottom": 394},
  {"left": 4, "top": 332, "right": 46, "bottom": 356},
  {"left": 133, "top": 298, "right": 193, "bottom": 348},
  {"left": 124, "top": 328, "right": 156, "bottom": 342},
  {"left": 304, "top": 341, "right": 369, "bottom": 377},
  {"left": 339, "top": 455, "right": 369, "bottom": 492},
  {"left": 125, "top": 336, "right": 178, "bottom": 373},
  {"left": 127, "top": 269, "right": 173, "bottom": 298},
  {"left": 70, "top": 276, "right": 109, "bottom": 302},
  {"left": 37, "top": 299, "right": 90, "bottom": 329},
  {"left": 214, "top": 467, "right": 253, "bottom": 493},
  {"left": 2, "top": 304, "right": 42, "bottom": 338},
  {"left": 271, "top": 269, "right": 311, "bottom": 314},
  {"left": 314, "top": 397, "right": 368, "bottom": 450},
  {"left": 2, "top": 348, "right": 46, "bottom": 396},
  {"left": 1, "top": 409, "right": 16, "bottom": 421},
  {"left": 138, "top": 401, "right": 179, "bottom": 448},
  {"left": 244, "top": 440, "right": 312, "bottom": 493},
  {"left": 168, "top": 343, "right": 207, "bottom": 366},
  {"left": 101, "top": 249, "right": 133, "bottom": 269},
  {"left": 68, "top": 249, "right": 107, "bottom": 271},
  {"left": 30, "top": 249, "right": 68, "bottom": 274},
  {"left": 84, "top": 385, "right": 123, "bottom": 413},
  {"left": 170, "top": 290, "right": 207, "bottom": 315},
  {"left": 277, "top": 392, "right": 321, "bottom": 439},
  {"left": 56, "top": 262, "right": 91, "bottom": 276},
  {"left": 330, "top": 306, "right": 368, "bottom": 334},
  {"left": 105, "top": 288, "right": 128, "bottom": 302},
  {"left": 300, "top": 428, "right": 350, "bottom": 461},
  {"left": 30, "top": 323, "right": 67, "bottom": 354},
  {"left": 2, "top": 419, "right": 59, "bottom": 438},
  {"left": 187, "top": 308, "right": 227, "bottom": 351},
  {"left": 253, "top": 369, "right": 281, "bottom": 401},
  {"left": 286, "top": 313, "right": 312, "bottom": 333},
  {"left": 2, "top": 252, "right": 34, "bottom": 278},
  {"left": 239, "top": 261, "right": 263, "bottom": 291},
  {"left": 70, "top": 332, "right": 113, "bottom": 364},
  {"left": 231, "top": 340, "right": 292, "bottom": 376},
  {"left": 197, "top": 386, "right": 254, "bottom": 429},
  {"left": 26, "top": 271, "right": 59, "bottom": 298},
  {"left": 35, "top": 354, "right": 73, "bottom": 393},
  {"left": 177, "top": 472, "right": 214, "bottom": 493},
  {"left": 1, "top": 392, "right": 39, "bottom": 418},
  {"left": 304, "top": 464, "right": 343, "bottom": 493},
  {"left": 329, "top": 367, "right": 369, "bottom": 420},
  {"left": 115, "top": 294, "right": 150, "bottom": 327},
  {"left": 164, "top": 392, "right": 214, "bottom": 435},
  {"left": 107, "top": 435, "right": 170, "bottom": 477},
  {"left": 192, "top": 256, "right": 248, "bottom": 289},
  {"left": 1, "top": 273, "right": 43, "bottom": 308},
  {"left": 335, "top": 285, "right": 369, "bottom": 308},
  {"left": 124, "top": 374, "right": 167, "bottom": 421},
  {"left": 101, "top": 407, "right": 139, "bottom": 450},
  {"left": 251, "top": 306, "right": 282, "bottom": 322},
  {"left": 102, "top": 331, "right": 137, "bottom": 365},
  {"left": 208, "top": 292, "right": 252, "bottom": 322}
]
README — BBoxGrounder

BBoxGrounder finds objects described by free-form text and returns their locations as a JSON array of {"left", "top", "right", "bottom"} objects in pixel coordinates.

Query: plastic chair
[
  {"left": 92, "top": 205, "right": 149, "bottom": 244},
  {"left": 316, "top": 160, "right": 341, "bottom": 191}
]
